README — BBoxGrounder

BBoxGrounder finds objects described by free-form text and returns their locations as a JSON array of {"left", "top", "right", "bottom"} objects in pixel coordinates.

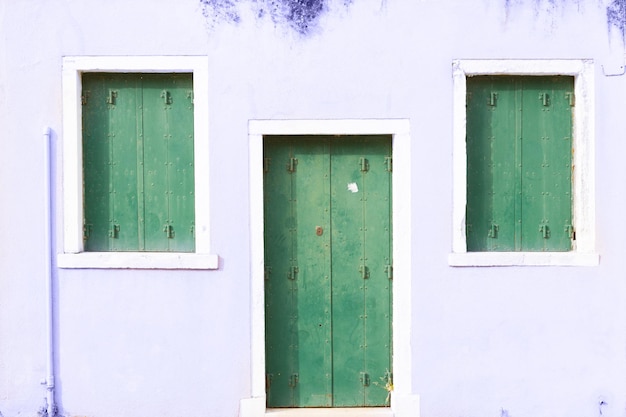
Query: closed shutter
[
  {"left": 82, "top": 73, "right": 194, "bottom": 252},
  {"left": 466, "top": 76, "right": 573, "bottom": 252}
]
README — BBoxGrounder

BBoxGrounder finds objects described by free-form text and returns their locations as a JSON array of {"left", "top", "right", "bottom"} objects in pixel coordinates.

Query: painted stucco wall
[{"left": 2, "top": 1, "right": 626, "bottom": 417}]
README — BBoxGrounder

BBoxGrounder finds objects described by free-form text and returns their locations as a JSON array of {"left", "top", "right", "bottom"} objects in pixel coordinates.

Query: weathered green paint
[
  {"left": 264, "top": 136, "right": 392, "bottom": 408},
  {"left": 82, "top": 73, "right": 194, "bottom": 252},
  {"left": 466, "top": 76, "right": 573, "bottom": 252}
]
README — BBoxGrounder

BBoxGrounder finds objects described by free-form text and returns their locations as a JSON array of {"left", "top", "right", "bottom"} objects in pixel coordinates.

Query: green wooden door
[
  {"left": 264, "top": 136, "right": 392, "bottom": 408},
  {"left": 466, "top": 76, "right": 573, "bottom": 251}
]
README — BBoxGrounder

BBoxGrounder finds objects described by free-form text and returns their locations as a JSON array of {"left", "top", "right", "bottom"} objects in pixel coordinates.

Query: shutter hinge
[
  {"left": 108, "top": 224, "right": 120, "bottom": 239},
  {"left": 360, "top": 157, "right": 369, "bottom": 172},
  {"left": 264, "top": 267, "right": 272, "bottom": 281},
  {"left": 488, "top": 92, "right": 498, "bottom": 106},
  {"left": 264, "top": 158, "right": 271, "bottom": 173},
  {"left": 288, "top": 266, "right": 299, "bottom": 280},
  {"left": 161, "top": 90, "right": 172, "bottom": 105},
  {"left": 83, "top": 224, "right": 92, "bottom": 240},
  {"left": 540, "top": 224, "right": 551, "bottom": 239},
  {"left": 566, "top": 224, "right": 576, "bottom": 240},
  {"left": 266, "top": 373, "right": 273, "bottom": 390},
  {"left": 540, "top": 92, "right": 550, "bottom": 107},
  {"left": 107, "top": 89, "right": 117, "bottom": 106},
  {"left": 488, "top": 223, "right": 499, "bottom": 238},
  {"left": 360, "top": 372, "right": 370, "bottom": 387},
  {"left": 164, "top": 224, "right": 175, "bottom": 239},
  {"left": 385, "top": 264, "right": 393, "bottom": 280},
  {"left": 187, "top": 90, "right": 194, "bottom": 104},
  {"left": 359, "top": 265, "right": 369, "bottom": 279},
  {"left": 287, "top": 157, "right": 298, "bottom": 173},
  {"left": 566, "top": 92, "right": 575, "bottom": 106},
  {"left": 385, "top": 156, "right": 393, "bottom": 172},
  {"left": 81, "top": 91, "right": 89, "bottom": 105},
  {"left": 289, "top": 373, "right": 299, "bottom": 387}
]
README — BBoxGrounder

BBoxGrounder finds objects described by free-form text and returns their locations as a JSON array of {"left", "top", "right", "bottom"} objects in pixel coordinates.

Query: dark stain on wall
[
  {"left": 200, "top": 0, "right": 344, "bottom": 34},
  {"left": 503, "top": 0, "right": 626, "bottom": 41},
  {"left": 608, "top": 0, "right": 626, "bottom": 40},
  {"left": 200, "top": 0, "right": 241, "bottom": 24}
]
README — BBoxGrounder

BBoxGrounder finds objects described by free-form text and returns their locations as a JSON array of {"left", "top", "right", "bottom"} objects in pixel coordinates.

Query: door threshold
[{"left": 266, "top": 408, "right": 393, "bottom": 417}]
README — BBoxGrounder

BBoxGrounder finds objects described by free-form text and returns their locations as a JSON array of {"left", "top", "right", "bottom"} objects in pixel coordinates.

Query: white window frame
[
  {"left": 58, "top": 56, "right": 218, "bottom": 270},
  {"left": 450, "top": 59, "right": 599, "bottom": 267},
  {"left": 241, "top": 119, "right": 420, "bottom": 417}
]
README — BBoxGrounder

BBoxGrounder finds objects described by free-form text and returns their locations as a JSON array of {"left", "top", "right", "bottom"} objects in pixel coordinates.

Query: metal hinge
[
  {"left": 487, "top": 92, "right": 498, "bottom": 106},
  {"left": 109, "top": 224, "right": 120, "bottom": 239},
  {"left": 385, "top": 156, "right": 392, "bottom": 172},
  {"left": 540, "top": 92, "right": 550, "bottom": 107},
  {"left": 264, "top": 267, "right": 272, "bottom": 281},
  {"left": 488, "top": 223, "right": 499, "bottom": 239},
  {"left": 287, "top": 157, "right": 298, "bottom": 173},
  {"left": 289, "top": 373, "right": 299, "bottom": 387},
  {"left": 288, "top": 266, "right": 299, "bottom": 280},
  {"left": 264, "top": 158, "right": 271, "bottom": 173},
  {"left": 83, "top": 224, "right": 92, "bottom": 240},
  {"left": 161, "top": 90, "right": 172, "bottom": 105},
  {"left": 565, "top": 92, "right": 575, "bottom": 106},
  {"left": 81, "top": 91, "right": 89, "bottom": 105},
  {"left": 187, "top": 90, "right": 194, "bottom": 104},
  {"left": 360, "top": 157, "right": 369, "bottom": 172},
  {"left": 360, "top": 372, "right": 370, "bottom": 387},
  {"left": 539, "top": 224, "right": 551, "bottom": 239},
  {"left": 385, "top": 264, "right": 393, "bottom": 280},
  {"left": 107, "top": 89, "right": 117, "bottom": 106},
  {"left": 566, "top": 224, "right": 576, "bottom": 240},
  {"left": 164, "top": 224, "right": 175, "bottom": 239},
  {"left": 359, "top": 265, "right": 369, "bottom": 279}
]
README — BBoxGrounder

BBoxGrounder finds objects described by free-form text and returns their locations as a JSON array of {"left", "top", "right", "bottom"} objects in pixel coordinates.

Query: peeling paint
[{"left": 199, "top": 0, "right": 350, "bottom": 34}]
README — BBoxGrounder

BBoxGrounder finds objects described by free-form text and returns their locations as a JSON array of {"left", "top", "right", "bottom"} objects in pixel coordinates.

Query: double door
[{"left": 264, "top": 135, "right": 392, "bottom": 407}]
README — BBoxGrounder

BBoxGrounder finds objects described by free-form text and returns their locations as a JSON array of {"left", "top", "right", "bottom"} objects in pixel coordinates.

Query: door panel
[{"left": 264, "top": 136, "right": 392, "bottom": 408}]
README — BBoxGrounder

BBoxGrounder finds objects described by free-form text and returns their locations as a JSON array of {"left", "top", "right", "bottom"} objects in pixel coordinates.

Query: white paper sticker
[{"left": 347, "top": 182, "right": 359, "bottom": 193}]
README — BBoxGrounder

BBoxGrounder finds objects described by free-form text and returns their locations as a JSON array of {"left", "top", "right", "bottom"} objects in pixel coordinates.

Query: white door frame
[{"left": 243, "top": 119, "right": 419, "bottom": 417}]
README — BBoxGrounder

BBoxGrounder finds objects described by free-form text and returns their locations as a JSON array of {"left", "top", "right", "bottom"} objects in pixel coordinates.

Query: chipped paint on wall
[{"left": 199, "top": 0, "right": 351, "bottom": 34}]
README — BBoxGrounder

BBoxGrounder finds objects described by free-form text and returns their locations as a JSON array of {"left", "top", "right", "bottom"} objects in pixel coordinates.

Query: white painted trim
[
  {"left": 450, "top": 59, "right": 599, "bottom": 267},
  {"left": 244, "top": 119, "right": 419, "bottom": 417},
  {"left": 57, "top": 252, "right": 218, "bottom": 270},
  {"left": 60, "top": 56, "right": 217, "bottom": 270},
  {"left": 264, "top": 409, "right": 393, "bottom": 416},
  {"left": 448, "top": 251, "right": 599, "bottom": 267}
]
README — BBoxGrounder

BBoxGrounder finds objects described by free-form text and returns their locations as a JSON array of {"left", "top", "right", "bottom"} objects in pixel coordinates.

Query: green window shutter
[
  {"left": 466, "top": 76, "right": 573, "bottom": 252},
  {"left": 82, "top": 74, "right": 111, "bottom": 251},
  {"left": 142, "top": 74, "right": 195, "bottom": 251},
  {"left": 520, "top": 76, "right": 573, "bottom": 251},
  {"left": 82, "top": 73, "right": 194, "bottom": 252},
  {"left": 163, "top": 74, "right": 195, "bottom": 252},
  {"left": 466, "top": 76, "right": 518, "bottom": 251}
]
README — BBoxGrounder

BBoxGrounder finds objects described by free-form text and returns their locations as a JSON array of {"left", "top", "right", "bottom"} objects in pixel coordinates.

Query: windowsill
[
  {"left": 265, "top": 408, "right": 393, "bottom": 417},
  {"left": 57, "top": 252, "right": 219, "bottom": 270},
  {"left": 448, "top": 251, "right": 599, "bottom": 267}
]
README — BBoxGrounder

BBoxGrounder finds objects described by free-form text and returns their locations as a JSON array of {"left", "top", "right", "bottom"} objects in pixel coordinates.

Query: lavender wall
[{"left": 1, "top": 1, "right": 626, "bottom": 417}]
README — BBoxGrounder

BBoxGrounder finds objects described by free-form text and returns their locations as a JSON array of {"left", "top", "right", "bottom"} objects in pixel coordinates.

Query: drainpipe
[{"left": 41, "top": 126, "right": 56, "bottom": 417}]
